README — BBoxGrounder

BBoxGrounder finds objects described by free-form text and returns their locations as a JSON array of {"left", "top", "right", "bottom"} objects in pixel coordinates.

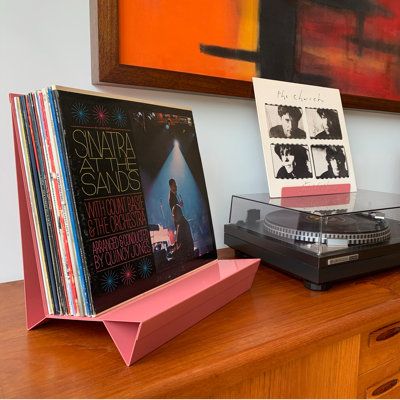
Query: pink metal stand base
[
  {"left": 27, "top": 259, "right": 259, "bottom": 365},
  {"left": 11, "top": 94, "right": 260, "bottom": 366}
]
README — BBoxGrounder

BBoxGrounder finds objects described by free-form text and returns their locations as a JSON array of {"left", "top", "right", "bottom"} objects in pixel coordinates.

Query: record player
[{"left": 224, "top": 190, "right": 400, "bottom": 290}]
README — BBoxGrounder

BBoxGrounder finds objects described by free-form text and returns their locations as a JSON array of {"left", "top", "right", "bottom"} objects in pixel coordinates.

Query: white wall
[{"left": 1, "top": 0, "right": 399, "bottom": 283}]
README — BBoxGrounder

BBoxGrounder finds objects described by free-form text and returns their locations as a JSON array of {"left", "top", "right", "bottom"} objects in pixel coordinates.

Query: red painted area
[
  {"left": 298, "top": 1, "right": 400, "bottom": 100},
  {"left": 365, "top": 0, "right": 400, "bottom": 42}
]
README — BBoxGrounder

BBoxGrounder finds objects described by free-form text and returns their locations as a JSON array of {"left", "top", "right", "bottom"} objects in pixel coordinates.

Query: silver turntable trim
[{"left": 263, "top": 217, "right": 391, "bottom": 245}]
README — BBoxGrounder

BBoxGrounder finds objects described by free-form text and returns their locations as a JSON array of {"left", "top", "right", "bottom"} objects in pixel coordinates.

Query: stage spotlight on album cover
[
  {"left": 306, "top": 108, "right": 342, "bottom": 140},
  {"left": 265, "top": 104, "right": 307, "bottom": 139},
  {"left": 311, "top": 145, "right": 349, "bottom": 179},
  {"left": 132, "top": 109, "right": 217, "bottom": 277},
  {"left": 271, "top": 144, "right": 313, "bottom": 179}
]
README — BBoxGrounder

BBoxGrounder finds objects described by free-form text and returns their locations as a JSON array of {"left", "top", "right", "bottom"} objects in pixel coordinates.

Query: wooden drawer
[
  {"left": 359, "top": 320, "right": 400, "bottom": 374},
  {"left": 358, "top": 359, "right": 400, "bottom": 398}
]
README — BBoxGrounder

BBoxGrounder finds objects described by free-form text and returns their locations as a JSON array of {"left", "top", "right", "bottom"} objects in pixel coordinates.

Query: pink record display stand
[{"left": 12, "top": 102, "right": 260, "bottom": 366}]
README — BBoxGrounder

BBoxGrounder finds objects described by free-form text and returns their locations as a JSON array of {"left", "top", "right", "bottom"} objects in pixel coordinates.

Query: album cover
[
  {"left": 253, "top": 78, "right": 357, "bottom": 198},
  {"left": 54, "top": 88, "right": 217, "bottom": 314}
]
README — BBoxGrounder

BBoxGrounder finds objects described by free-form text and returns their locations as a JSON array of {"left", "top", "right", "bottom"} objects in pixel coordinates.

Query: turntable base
[
  {"left": 225, "top": 221, "right": 400, "bottom": 290},
  {"left": 225, "top": 190, "right": 400, "bottom": 290}
]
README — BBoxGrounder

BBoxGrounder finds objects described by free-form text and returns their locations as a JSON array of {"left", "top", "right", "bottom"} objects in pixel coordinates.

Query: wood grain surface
[{"left": 2, "top": 248, "right": 400, "bottom": 398}]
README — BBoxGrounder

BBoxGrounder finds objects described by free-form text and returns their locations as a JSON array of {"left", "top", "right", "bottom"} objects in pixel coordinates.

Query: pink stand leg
[
  {"left": 103, "top": 321, "right": 141, "bottom": 365},
  {"left": 100, "top": 259, "right": 259, "bottom": 365}
]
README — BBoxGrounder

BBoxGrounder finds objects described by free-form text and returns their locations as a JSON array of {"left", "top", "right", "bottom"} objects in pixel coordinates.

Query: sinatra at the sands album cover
[
  {"left": 13, "top": 87, "right": 217, "bottom": 315},
  {"left": 57, "top": 89, "right": 217, "bottom": 313}
]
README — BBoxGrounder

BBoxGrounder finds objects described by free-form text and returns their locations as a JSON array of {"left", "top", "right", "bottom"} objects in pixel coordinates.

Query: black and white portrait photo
[
  {"left": 271, "top": 144, "right": 313, "bottom": 179},
  {"left": 306, "top": 108, "right": 342, "bottom": 140},
  {"left": 311, "top": 145, "right": 349, "bottom": 179},
  {"left": 254, "top": 79, "right": 357, "bottom": 196},
  {"left": 266, "top": 104, "right": 307, "bottom": 139}
]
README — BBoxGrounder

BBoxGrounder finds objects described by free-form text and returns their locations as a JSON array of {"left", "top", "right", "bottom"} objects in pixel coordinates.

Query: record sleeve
[
  {"left": 253, "top": 78, "right": 357, "bottom": 198},
  {"left": 12, "top": 97, "right": 57, "bottom": 314}
]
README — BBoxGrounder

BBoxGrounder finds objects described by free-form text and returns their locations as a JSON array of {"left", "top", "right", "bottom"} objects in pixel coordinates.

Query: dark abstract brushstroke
[
  {"left": 355, "top": 13, "right": 366, "bottom": 56},
  {"left": 349, "top": 37, "right": 400, "bottom": 56},
  {"left": 310, "top": 0, "right": 392, "bottom": 17},
  {"left": 293, "top": 72, "right": 332, "bottom": 87},
  {"left": 258, "top": 0, "right": 298, "bottom": 80},
  {"left": 199, "top": 45, "right": 258, "bottom": 63}
]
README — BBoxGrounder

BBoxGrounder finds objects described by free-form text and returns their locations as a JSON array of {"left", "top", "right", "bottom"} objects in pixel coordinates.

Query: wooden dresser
[{"left": 2, "top": 248, "right": 400, "bottom": 398}]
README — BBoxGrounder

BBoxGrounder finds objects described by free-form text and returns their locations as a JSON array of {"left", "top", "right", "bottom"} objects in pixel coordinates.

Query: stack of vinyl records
[{"left": 10, "top": 86, "right": 216, "bottom": 316}]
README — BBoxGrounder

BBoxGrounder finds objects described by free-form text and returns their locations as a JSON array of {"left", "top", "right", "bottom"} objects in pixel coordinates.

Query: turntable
[{"left": 224, "top": 190, "right": 400, "bottom": 290}]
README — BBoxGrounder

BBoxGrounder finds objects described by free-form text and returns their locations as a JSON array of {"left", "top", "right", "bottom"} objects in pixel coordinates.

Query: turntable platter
[{"left": 264, "top": 210, "right": 391, "bottom": 245}]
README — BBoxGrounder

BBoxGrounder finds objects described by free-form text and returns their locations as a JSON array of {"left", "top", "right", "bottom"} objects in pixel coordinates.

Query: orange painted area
[{"left": 118, "top": 0, "right": 257, "bottom": 80}]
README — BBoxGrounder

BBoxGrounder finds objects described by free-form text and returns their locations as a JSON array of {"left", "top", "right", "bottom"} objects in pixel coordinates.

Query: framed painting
[{"left": 90, "top": 0, "right": 400, "bottom": 112}]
